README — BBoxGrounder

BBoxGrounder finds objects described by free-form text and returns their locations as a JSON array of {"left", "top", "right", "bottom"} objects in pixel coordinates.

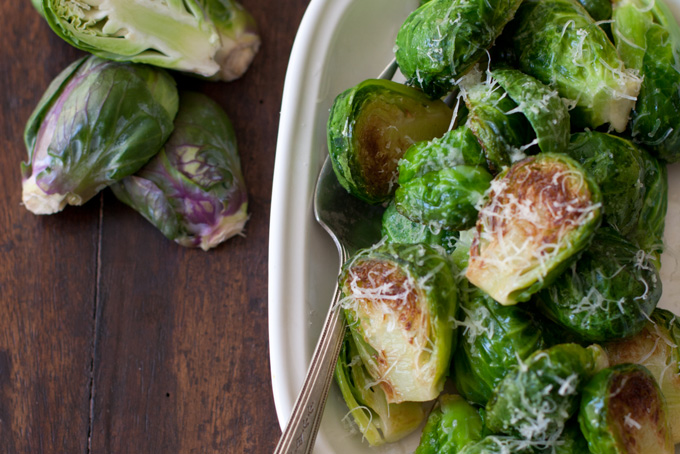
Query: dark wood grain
[{"left": 0, "top": 1, "right": 307, "bottom": 452}]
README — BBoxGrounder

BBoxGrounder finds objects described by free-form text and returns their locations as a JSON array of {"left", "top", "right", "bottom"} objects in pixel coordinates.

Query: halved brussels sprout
[
  {"left": 485, "top": 343, "right": 608, "bottom": 442},
  {"left": 536, "top": 228, "right": 661, "bottom": 342},
  {"left": 395, "top": 0, "right": 524, "bottom": 98},
  {"left": 339, "top": 242, "right": 458, "bottom": 403},
  {"left": 613, "top": 0, "right": 680, "bottom": 161},
  {"left": 111, "top": 92, "right": 248, "bottom": 250},
  {"left": 415, "top": 394, "right": 483, "bottom": 454},
  {"left": 453, "top": 288, "right": 546, "bottom": 406},
  {"left": 490, "top": 69, "right": 570, "bottom": 155},
  {"left": 381, "top": 201, "right": 458, "bottom": 254},
  {"left": 327, "top": 79, "right": 454, "bottom": 204},
  {"left": 466, "top": 153, "right": 602, "bottom": 306},
  {"left": 334, "top": 330, "right": 426, "bottom": 446},
  {"left": 604, "top": 308, "right": 680, "bottom": 443},
  {"left": 22, "top": 56, "right": 178, "bottom": 215},
  {"left": 463, "top": 75, "right": 535, "bottom": 172},
  {"left": 397, "top": 125, "right": 485, "bottom": 185},
  {"left": 579, "top": 364, "right": 673, "bottom": 454},
  {"left": 395, "top": 165, "right": 493, "bottom": 231},
  {"left": 512, "top": 0, "right": 641, "bottom": 132}
]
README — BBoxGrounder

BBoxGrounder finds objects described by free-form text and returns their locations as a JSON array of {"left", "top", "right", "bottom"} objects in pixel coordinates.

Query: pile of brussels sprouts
[
  {"left": 21, "top": 0, "right": 260, "bottom": 250},
  {"left": 325, "top": 0, "right": 680, "bottom": 451}
]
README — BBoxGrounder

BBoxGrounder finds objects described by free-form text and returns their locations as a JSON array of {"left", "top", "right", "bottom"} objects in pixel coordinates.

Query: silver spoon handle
[{"left": 273, "top": 282, "right": 346, "bottom": 454}]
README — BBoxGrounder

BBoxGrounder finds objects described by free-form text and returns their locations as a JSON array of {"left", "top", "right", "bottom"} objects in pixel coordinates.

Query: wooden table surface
[{"left": 0, "top": 1, "right": 309, "bottom": 452}]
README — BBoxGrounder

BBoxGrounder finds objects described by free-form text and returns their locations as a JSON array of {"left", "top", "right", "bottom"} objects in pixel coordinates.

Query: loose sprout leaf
[
  {"left": 381, "top": 201, "right": 459, "bottom": 255},
  {"left": 466, "top": 153, "right": 602, "bottom": 306},
  {"left": 327, "top": 79, "right": 454, "bottom": 204},
  {"left": 339, "top": 242, "right": 458, "bottom": 403}
]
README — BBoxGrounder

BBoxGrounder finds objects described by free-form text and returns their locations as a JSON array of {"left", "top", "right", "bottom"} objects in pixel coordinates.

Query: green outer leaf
[
  {"left": 415, "top": 394, "right": 483, "bottom": 454},
  {"left": 485, "top": 343, "right": 602, "bottom": 442},
  {"left": 513, "top": 0, "right": 641, "bottom": 132},
  {"left": 464, "top": 79, "right": 534, "bottom": 172},
  {"left": 334, "top": 330, "right": 426, "bottom": 446},
  {"left": 395, "top": 0, "right": 524, "bottom": 98},
  {"left": 453, "top": 288, "right": 545, "bottom": 406},
  {"left": 491, "top": 69, "right": 570, "bottom": 155},
  {"left": 327, "top": 79, "right": 453, "bottom": 204},
  {"left": 578, "top": 364, "right": 672, "bottom": 454},
  {"left": 577, "top": 0, "right": 612, "bottom": 21},
  {"left": 381, "top": 201, "right": 459, "bottom": 255},
  {"left": 340, "top": 242, "right": 458, "bottom": 403},
  {"left": 459, "top": 436, "right": 539, "bottom": 453},
  {"left": 395, "top": 165, "right": 493, "bottom": 231}
]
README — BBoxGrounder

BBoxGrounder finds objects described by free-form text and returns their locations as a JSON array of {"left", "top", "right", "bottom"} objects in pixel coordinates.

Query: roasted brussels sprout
[
  {"left": 537, "top": 228, "right": 661, "bottom": 342},
  {"left": 604, "top": 308, "right": 680, "bottom": 443},
  {"left": 327, "top": 79, "right": 453, "bottom": 204},
  {"left": 395, "top": 0, "right": 524, "bottom": 97},
  {"left": 415, "top": 394, "right": 484, "bottom": 454},
  {"left": 334, "top": 330, "right": 426, "bottom": 446},
  {"left": 458, "top": 436, "right": 538, "bottom": 454},
  {"left": 579, "top": 364, "right": 673, "bottom": 454},
  {"left": 397, "top": 126, "right": 485, "bottom": 185},
  {"left": 466, "top": 153, "right": 602, "bottom": 306},
  {"left": 454, "top": 288, "right": 546, "bottom": 406},
  {"left": 490, "top": 69, "right": 570, "bottom": 155},
  {"left": 577, "top": 0, "right": 612, "bottom": 21},
  {"left": 111, "top": 92, "right": 248, "bottom": 251},
  {"left": 513, "top": 0, "right": 641, "bottom": 132},
  {"left": 613, "top": 0, "right": 680, "bottom": 161},
  {"left": 41, "top": 0, "right": 260, "bottom": 81},
  {"left": 22, "top": 56, "right": 178, "bottom": 215},
  {"left": 632, "top": 150, "right": 668, "bottom": 262},
  {"left": 395, "top": 165, "right": 493, "bottom": 231},
  {"left": 381, "top": 201, "right": 458, "bottom": 254},
  {"left": 485, "top": 343, "right": 607, "bottom": 442},
  {"left": 339, "top": 242, "right": 458, "bottom": 403},
  {"left": 463, "top": 75, "right": 535, "bottom": 172}
]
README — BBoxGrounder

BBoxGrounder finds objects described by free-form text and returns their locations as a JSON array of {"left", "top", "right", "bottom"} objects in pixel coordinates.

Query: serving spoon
[{"left": 273, "top": 60, "right": 397, "bottom": 454}]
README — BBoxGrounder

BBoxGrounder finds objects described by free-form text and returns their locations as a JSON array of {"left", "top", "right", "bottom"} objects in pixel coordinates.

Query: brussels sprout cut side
[
  {"left": 112, "top": 92, "right": 248, "bottom": 251},
  {"left": 327, "top": 79, "right": 453, "bottom": 204},
  {"left": 41, "top": 0, "right": 260, "bottom": 81},
  {"left": 579, "top": 364, "right": 673, "bottom": 454},
  {"left": 466, "top": 153, "right": 602, "bottom": 306},
  {"left": 415, "top": 394, "right": 483, "bottom": 454},
  {"left": 339, "top": 242, "right": 458, "bottom": 403},
  {"left": 22, "top": 56, "right": 178, "bottom": 215},
  {"left": 334, "top": 331, "right": 426, "bottom": 446}
]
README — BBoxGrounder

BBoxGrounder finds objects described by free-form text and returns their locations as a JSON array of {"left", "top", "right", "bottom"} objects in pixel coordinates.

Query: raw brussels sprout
[
  {"left": 485, "top": 343, "right": 608, "bottom": 442},
  {"left": 466, "top": 153, "right": 602, "bottom": 306},
  {"left": 381, "top": 201, "right": 458, "bottom": 254},
  {"left": 41, "top": 0, "right": 260, "bottom": 81},
  {"left": 463, "top": 75, "right": 535, "bottom": 172},
  {"left": 334, "top": 330, "right": 426, "bottom": 446},
  {"left": 327, "top": 79, "right": 453, "bottom": 204},
  {"left": 613, "top": 0, "right": 680, "bottom": 161},
  {"left": 536, "top": 228, "right": 661, "bottom": 342},
  {"left": 22, "top": 56, "right": 178, "bottom": 215},
  {"left": 415, "top": 394, "right": 483, "bottom": 454},
  {"left": 604, "top": 308, "right": 680, "bottom": 443},
  {"left": 513, "top": 0, "right": 641, "bottom": 132},
  {"left": 579, "top": 364, "right": 673, "bottom": 454},
  {"left": 490, "top": 69, "right": 570, "bottom": 155},
  {"left": 453, "top": 288, "right": 546, "bottom": 406},
  {"left": 395, "top": 165, "right": 493, "bottom": 231},
  {"left": 395, "top": 0, "right": 524, "bottom": 97},
  {"left": 339, "top": 242, "right": 458, "bottom": 403},
  {"left": 111, "top": 92, "right": 248, "bottom": 251},
  {"left": 397, "top": 125, "right": 485, "bottom": 185}
]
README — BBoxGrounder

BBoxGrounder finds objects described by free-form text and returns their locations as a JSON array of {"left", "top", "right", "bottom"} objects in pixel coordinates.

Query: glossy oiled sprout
[
  {"left": 466, "top": 153, "right": 602, "bottom": 306},
  {"left": 334, "top": 331, "right": 426, "bottom": 446},
  {"left": 327, "top": 79, "right": 453, "bottom": 204},
  {"left": 512, "top": 0, "right": 641, "bottom": 132},
  {"left": 339, "top": 242, "right": 458, "bottom": 403},
  {"left": 415, "top": 394, "right": 483, "bottom": 454},
  {"left": 579, "top": 364, "right": 673, "bottom": 454},
  {"left": 604, "top": 308, "right": 680, "bottom": 443},
  {"left": 485, "top": 343, "right": 608, "bottom": 443}
]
